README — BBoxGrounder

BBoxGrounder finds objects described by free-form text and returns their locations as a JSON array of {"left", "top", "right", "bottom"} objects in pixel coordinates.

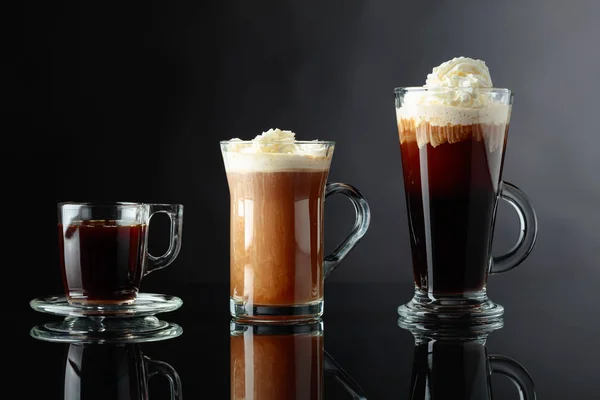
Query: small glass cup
[
  {"left": 58, "top": 202, "right": 183, "bottom": 306},
  {"left": 63, "top": 343, "right": 182, "bottom": 399},
  {"left": 221, "top": 140, "right": 371, "bottom": 322}
]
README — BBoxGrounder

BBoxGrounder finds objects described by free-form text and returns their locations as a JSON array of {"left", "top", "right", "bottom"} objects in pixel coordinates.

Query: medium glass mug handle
[
  {"left": 146, "top": 204, "right": 184, "bottom": 275},
  {"left": 324, "top": 183, "right": 371, "bottom": 279},
  {"left": 145, "top": 355, "right": 183, "bottom": 400},
  {"left": 491, "top": 182, "right": 538, "bottom": 274},
  {"left": 324, "top": 350, "right": 368, "bottom": 400},
  {"left": 489, "top": 355, "right": 537, "bottom": 399}
]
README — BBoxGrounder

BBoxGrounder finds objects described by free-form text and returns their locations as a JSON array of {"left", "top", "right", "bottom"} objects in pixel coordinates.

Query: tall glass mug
[
  {"left": 221, "top": 138, "right": 371, "bottom": 321},
  {"left": 394, "top": 88, "right": 538, "bottom": 321}
]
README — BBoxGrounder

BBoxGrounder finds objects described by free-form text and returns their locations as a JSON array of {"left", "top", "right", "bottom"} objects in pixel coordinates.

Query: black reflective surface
[{"left": 21, "top": 282, "right": 598, "bottom": 399}]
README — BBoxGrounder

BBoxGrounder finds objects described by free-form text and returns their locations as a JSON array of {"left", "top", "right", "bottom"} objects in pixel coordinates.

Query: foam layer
[
  {"left": 396, "top": 100, "right": 511, "bottom": 127},
  {"left": 223, "top": 128, "right": 332, "bottom": 172},
  {"left": 398, "top": 119, "right": 506, "bottom": 151}
]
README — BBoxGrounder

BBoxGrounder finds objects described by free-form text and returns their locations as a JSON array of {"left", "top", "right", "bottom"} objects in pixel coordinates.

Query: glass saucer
[
  {"left": 30, "top": 316, "right": 183, "bottom": 344},
  {"left": 29, "top": 293, "right": 182, "bottom": 318}
]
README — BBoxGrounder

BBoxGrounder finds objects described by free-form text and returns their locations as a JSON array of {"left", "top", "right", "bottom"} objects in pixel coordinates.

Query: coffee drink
[
  {"left": 396, "top": 57, "right": 511, "bottom": 295},
  {"left": 222, "top": 129, "right": 332, "bottom": 309},
  {"left": 63, "top": 343, "right": 182, "bottom": 399},
  {"left": 230, "top": 323, "right": 323, "bottom": 399},
  {"left": 59, "top": 220, "right": 146, "bottom": 304}
]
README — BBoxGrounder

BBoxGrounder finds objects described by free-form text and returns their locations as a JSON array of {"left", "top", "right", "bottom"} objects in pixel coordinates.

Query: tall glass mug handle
[
  {"left": 324, "top": 183, "right": 371, "bottom": 279},
  {"left": 489, "top": 355, "right": 537, "bottom": 399},
  {"left": 146, "top": 204, "right": 184, "bottom": 275},
  {"left": 491, "top": 182, "right": 538, "bottom": 274},
  {"left": 145, "top": 355, "right": 183, "bottom": 400}
]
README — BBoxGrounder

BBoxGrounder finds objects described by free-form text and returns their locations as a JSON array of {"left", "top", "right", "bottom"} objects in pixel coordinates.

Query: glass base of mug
[
  {"left": 397, "top": 289, "right": 504, "bottom": 325},
  {"left": 230, "top": 298, "right": 323, "bottom": 323}
]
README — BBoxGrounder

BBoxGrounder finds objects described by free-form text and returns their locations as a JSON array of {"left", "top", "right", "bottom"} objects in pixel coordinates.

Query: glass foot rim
[
  {"left": 397, "top": 292, "right": 504, "bottom": 326},
  {"left": 230, "top": 298, "right": 323, "bottom": 323},
  {"left": 30, "top": 318, "right": 183, "bottom": 344},
  {"left": 30, "top": 293, "right": 183, "bottom": 318}
]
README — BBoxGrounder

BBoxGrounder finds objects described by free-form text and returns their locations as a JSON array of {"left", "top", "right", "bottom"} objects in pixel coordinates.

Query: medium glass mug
[
  {"left": 394, "top": 88, "right": 538, "bottom": 321},
  {"left": 230, "top": 319, "right": 367, "bottom": 400},
  {"left": 58, "top": 202, "right": 184, "bottom": 305},
  {"left": 221, "top": 140, "right": 371, "bottom": 321}
]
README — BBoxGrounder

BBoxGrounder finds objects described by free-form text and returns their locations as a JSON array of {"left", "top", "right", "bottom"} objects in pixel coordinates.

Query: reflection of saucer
[
  {"left": 30, "top": 316, "right": 183, "bottom": 344},
  {"left": 30, "top": 293, "right": 183, "bottom": 318}
]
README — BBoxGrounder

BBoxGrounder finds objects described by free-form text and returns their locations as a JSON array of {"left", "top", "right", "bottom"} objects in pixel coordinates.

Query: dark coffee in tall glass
[{"left": 398, "top": 120, "right": 508, "bottom": 294}]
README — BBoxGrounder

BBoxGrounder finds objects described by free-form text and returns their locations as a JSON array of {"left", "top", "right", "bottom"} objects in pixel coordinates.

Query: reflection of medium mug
[
  {"left": 408, "top": 330, "right": 536, "bottom": 400},
  {"left": 63, "top": 343, "right": 182, "bottom": 399},
  {"left": 58, "top": 202, "right": 184, "bottom": 305},
  {"left": 230, "top": 320, "right": 366, "bottom": 400},
  {"left": 394, "top": 88, "right": 538, "bottom": 319},
  {"left": 221, "top": 140, "right": 371, "bottom": 321}
]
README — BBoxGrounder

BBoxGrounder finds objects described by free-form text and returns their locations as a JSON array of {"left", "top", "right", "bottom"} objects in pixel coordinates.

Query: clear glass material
[
  {"left": 230, "top": 319, "right": 367, "bottom": 399},
  {"left": 57, "top": 202, "right": 184, "bottom": 306},
  {"left": 221, "top": 141, "right": 371, "bottom": 322},
  {"left": 29, "top": 293, "right": 184, "bottom": 343},
  {"left": 399, "top": 318, "right": 536, "bottom": 400},
  {"left": 62, "top": 343, "right": 182, "bottom": 399},
  {"left": 394, "top": 88, "right": 538, "bottom": 322}
]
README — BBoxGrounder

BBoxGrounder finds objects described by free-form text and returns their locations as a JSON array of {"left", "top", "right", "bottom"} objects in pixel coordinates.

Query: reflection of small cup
[
  {"left": 63, "top": 343, "right": 182, "bottom": 400},
  {"left": 58, "top": 202, "right": 183, "bottom": 306},
  {"left": 221, "top": 141, "right": 371, "bottom": 321}
]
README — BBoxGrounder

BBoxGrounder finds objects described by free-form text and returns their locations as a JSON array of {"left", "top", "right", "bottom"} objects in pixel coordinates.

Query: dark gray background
[
  {"left": 14, "top": 0, "right": 599, "bottom": 286},
  {"left": 10, "top": 1, "right": 600, "bottom": 398}
]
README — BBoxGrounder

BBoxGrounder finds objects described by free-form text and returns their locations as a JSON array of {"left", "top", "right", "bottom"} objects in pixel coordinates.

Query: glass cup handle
[
  {"left": 324, "top": 350, "right": 368, "bottom": 400},
  {"left": 489, "top": 355, "right": 537, "bottom": 400},
  {"left": 491, "top": 182, "right": 538, "bottom": 274},
  {"left": 146, "top": 204, "right": 184, "bottom": 275},
  {"left": 145, "top": 355, "right": 183, "bottom": 400},
  {"left": 324, "top": 182, "right": 371, "bottom": 279}
]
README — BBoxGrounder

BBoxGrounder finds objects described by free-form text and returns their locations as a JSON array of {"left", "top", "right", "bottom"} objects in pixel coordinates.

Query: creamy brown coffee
[
  {"left": 222, "top": 129, "right": 332, "bottom": 308},
  {"left": 230, "top": 329, "right": 323, "bottom": 399}
]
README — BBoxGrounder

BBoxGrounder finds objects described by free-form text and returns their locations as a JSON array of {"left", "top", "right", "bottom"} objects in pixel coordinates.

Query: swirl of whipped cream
[
  {"left": 425, "top": 57, "right": 492, "bottom": 89},
  {"left": 420, "top": 57, "right": 493, "bottom": 108},
  {"left": 224, "top": 128, "right": 331, "bottom": 172},
  {"left": 397, "top": 57, "right": 510, "bottom": 127}
]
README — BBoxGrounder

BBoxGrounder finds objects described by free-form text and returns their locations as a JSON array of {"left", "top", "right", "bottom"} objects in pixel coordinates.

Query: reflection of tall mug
[
  {"left": 230, "top": 320, "right": 323, "bottom": 400},
  {"left": 400, "top": 321, "right": 536, "bottom": 400},
  {"left": 63, "top": 343, "right": 182, "bottom": 400}
]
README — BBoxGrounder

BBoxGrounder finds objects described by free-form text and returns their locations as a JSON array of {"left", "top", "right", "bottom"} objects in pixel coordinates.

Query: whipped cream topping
[
  {"left": 397, "top": 57, "right": 510, "bottom": 126},
  {"left": 223, "top": 128, "right": 332, "bottom": 172},
  {"left": 426, "top": 57, "right": 492, "bottom": 90}
]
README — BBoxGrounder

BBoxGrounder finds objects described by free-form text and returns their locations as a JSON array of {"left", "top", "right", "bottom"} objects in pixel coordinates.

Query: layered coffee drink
[
  {"left": 396, "top": 57, "right": 512, "bottom": 295},
  {"left": 222, "top": 129, "right": 333, "bottom": 313}
]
